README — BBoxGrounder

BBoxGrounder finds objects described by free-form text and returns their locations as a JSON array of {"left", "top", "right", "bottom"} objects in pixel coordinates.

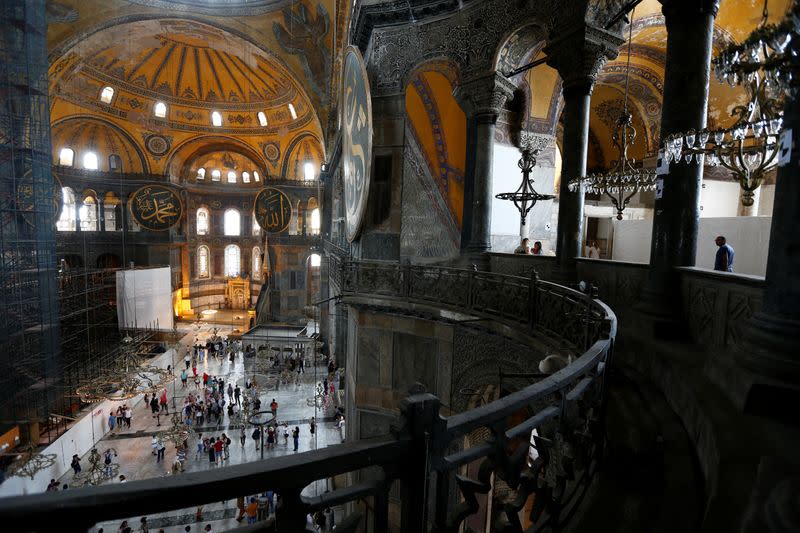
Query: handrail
[{"left": 0, "top": 259, "right": 616, "bottom": 533}]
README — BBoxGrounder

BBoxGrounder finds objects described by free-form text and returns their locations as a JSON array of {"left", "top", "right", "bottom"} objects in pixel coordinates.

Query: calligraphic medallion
[
  {"left": 128, "top": 185, "right": 183, "bottom": 231},
  {"left": 16, "top": 170, "right": 62, "bottom": 227},
  {"left": 253, "top": 187, "right": 292, "bottom": 233},
  {"left": 342, "top": 45, "right": 372, "bottom": 242}
]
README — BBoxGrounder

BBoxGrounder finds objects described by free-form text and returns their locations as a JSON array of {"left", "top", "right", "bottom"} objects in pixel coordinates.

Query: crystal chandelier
[
  {"left": 567, "top": 8, "right": 657, "bottom": 219},
  {"left": 4, "top": 444, "right": 57, "bottom": 480},
  {"left": 495, "top": 137, "right": 556, "bottom": 227},
  {"left": 662, "top": 0, "right": 796, "bottom": 206},
  {"left": 73, "top": 447, "right": 119, "bottom": 486}
]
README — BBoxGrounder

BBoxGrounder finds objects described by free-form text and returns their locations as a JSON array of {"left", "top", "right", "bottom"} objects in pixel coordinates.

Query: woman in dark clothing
[{"left": 208, "top": 437, "right": 217, "bottom": 463}]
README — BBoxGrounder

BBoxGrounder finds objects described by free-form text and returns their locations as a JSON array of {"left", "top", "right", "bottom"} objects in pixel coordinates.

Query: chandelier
[
  {"left": 73, "top": 447, "right": 119, "bottom": 486},
  {"left": 495, "top": 136, "right": 556, "bottom": 226},
  {"left": 4, "top": 444, "right": 57, "bottom": 480},
  {"left": 158, "top": 412, "right": 194, "bottom": 447},
  {"left": 567, "top": 7, "right": 657, "bottom": 219},
  {"left": 662, "top": 0, "right": 797, "bottom": 206},
  {"left": 76, "top": 334, "right": 174, "bottom": 403}
]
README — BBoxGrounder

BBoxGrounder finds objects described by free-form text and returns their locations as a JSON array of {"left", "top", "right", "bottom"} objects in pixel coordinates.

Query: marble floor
[{"left": 60, "top": 321, "right": 344, "bottom": 532}]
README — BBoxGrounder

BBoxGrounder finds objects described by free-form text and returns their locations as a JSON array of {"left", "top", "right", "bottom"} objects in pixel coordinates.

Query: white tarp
[{"left": 116, "top": 267, "right": 174, "bottom": 330}]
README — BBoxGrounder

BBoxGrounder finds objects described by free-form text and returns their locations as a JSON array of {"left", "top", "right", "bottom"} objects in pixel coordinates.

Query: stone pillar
[
  {"left": 545, "top": 26, "right": 622, "bottom": 280},
  {"left": 74, "top": 201, "right": 81, "bottom": 232},
  {"left": 97, "top": 197, "right": 106, "bottom": 232},
  {"left": 454, "top": 72, "right": 516, "bottom": 262},
  {"left": 736, "top": 73, "right": 800, "bottom": 400},
  {"left": 637, "top": 0, "right": 719, "bottom": 328}
]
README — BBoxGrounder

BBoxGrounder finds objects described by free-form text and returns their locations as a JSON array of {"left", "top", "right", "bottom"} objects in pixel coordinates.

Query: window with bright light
[
  {"left": 310, "top": 208, "right": 320, "bottom": 234},
  {"left": 257, "top": 111, "right": 268, "bottom": 127},
  {"left": 154, "top": 102, "right": 167, "bottom": 118},
  {"left": 211, "top": 111, "right": 222, "bottom": 127},
  {"left": 309, "top": 253, "right": 321, "bottom": 267},
  {"left": 196, "top": 207, "right": 209, "bottom": 235},
  {"left": 224, "top": 208, "right": 240, "bottom": 236},
  {"left": 304, "top": 162, "right": 315, "bottom": 181},
  {"left": 100, "top": 86, "right": 114, "bottom": 104},
  {"left": 79, "top": 195, "right": 98, "bottom": 231},
  {"left": 242, "top": 171, "right": 250, "bottom": 183},
  {"left": 224, "top": 244, "right": 240, "bottom": 277},
  {"left": 227, "top": 171, "right": 237, "bottom": 183},
  {"left": 197, "top": 168, "right": 206, "bottom": 180},
  {"left": 59, "top": 148, "right": 74, "bottom": 166},
  {"left": 211, "top": 169, "right": 221, "bottom": 181},
  {"left": 252, "top": 247, "right": 261, "bottom": 280},
  {"left": 83, "top": 152, "right": 99, "bottom": 170},
  {"left": 288, "top": 103, "right": 297, "bottom": 120},
  {"left": 57, "top": 187, "right": 76, "bottom": 231},
  {"left": 253, "top": 171, "right": 260, "bottom": 182},
  {"left": 197, "top": 246, "right": 210, "bottom": 278}
]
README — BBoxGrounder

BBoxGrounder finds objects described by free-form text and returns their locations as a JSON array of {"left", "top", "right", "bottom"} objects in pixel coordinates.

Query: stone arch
[
  {"left": 279, "top": 132, "right": 326, "bottom": 180},
  {"left": 166, "top": 135, "right": 269, "bottom": 181},
  {"left": 51, "top": 116, "right": 150, "bottom": 174}
]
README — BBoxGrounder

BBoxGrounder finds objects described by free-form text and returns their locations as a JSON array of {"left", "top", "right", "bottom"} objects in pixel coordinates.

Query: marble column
[
  {"left": 545, "top": 26, "right": 622, "bottom": 280},
  {"left": 454, "top": 72, "right": 515, "bottom": 260},
  {"left": 98, "top": 198, "right": 106, "bottom": 232},
  {"left": 736, "top": 69, "right": 800, "bottom": 391},
  {"left": 637, "top": 0, "right": 719, "bottom": 327}
]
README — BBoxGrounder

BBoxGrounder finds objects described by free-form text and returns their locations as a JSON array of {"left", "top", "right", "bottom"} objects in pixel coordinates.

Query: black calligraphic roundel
[
  {"left": 253, "top": 187, "right": 292, "bottom": 233},
  {"left": 342, "top": 46, "right": 372, "bottom": 242},
  {"left": 129, "top": 185, "right": 183, "bottom": 231}
]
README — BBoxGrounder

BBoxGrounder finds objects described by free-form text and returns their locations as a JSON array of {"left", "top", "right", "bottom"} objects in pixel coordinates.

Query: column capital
[
  {"left": 453, "top": 72, "right": 516, "bottom": 119},
  {"left": 660, "top": 0, "right": 721, "bottom": 19},
  {"left": 545, "top": 23, "right": 624, "bottom": 93}
]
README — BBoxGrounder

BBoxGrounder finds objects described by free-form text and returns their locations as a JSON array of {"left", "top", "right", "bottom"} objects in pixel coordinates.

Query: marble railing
[{"left": 0, "top": 260, "right": 617, "bottom": 533}]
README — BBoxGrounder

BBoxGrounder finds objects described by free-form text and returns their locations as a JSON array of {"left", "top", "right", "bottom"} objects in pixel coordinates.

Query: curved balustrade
[{"left": 0, "top": 260, "right": 616, "bottom": 533}]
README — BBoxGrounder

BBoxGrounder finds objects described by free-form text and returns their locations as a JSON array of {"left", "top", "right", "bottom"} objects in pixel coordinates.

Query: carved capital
[
  {"left": 544, "top": 23, "right": 624, "bottom": 93},
  {"left": 517, "top": 131, "right": 554, "bottom": 153},
  {"left": 453, "top": 72, "right": 516, "bottom": 119}
]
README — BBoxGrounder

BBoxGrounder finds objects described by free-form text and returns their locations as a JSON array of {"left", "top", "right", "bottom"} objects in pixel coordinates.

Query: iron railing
[{"left": 0, "top": 260, "right": 616, "bottom": 533}]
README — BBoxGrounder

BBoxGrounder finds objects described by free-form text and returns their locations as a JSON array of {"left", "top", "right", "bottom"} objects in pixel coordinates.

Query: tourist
[
  {"left": 103, "top": 449, "right": 115, "bottom": 478},
  {"left": 235, "top": 495, "right": 246, "bottom": 522},
  {"left": 180, "top": 369, "right": 188, "bottom": 388},
  {"left": 108, "top": 411, "right": 117, "bottom": 431},
  {"left": 221, "top": 432, "right": 231, "bottom": 460},
  {"left": 139, "top": 517, "right": 148, "bottom": 533},
  {"left": 283, "top": 422, "right": 290, "bottom": 445},
  {"left": 124, "top": 405, "right": 133, "bottom": 428},
  {"left": 292, "top": 426, "right": 300, "bottom": 451},
  {"left": 195, "top": 434, "right": 204, "bottom": 460},
  {"left": 184, "top": 351, "right": 191, "bottom": 369},
  {"left": 252, "top": 427, "right": 261, "bottom": 450},
  {"left": 211, "top": 437, "right": 220, "bottom": 464},
  {"left": 149, "top": 395, "right": 159, "bottom": 415},
  {"left": 203, "top": 525, "right": 213, "bottom": 533},
  {"left": 156, "top": 438, "right": 166, "bottom": 463},
  {"left": 160, "top": 389, "right": 169, "bottom": 414},
  {"left": 257, "top": 492, "right": 269, "bottom": 521},
  {"left": 234, "top": 385, "right": 241, "bottom": 406},
  {"left": 310, "top": 416, "right": 316, "bottom": 437},
  {"left": 118, "top": 520, "right": 129, "bottom": 533},
  {"left": 71, "top": 454, "right": 81, "bottom": 475},
  {"left": 714, "top": 235, "right": 735, "bottom": 272},
  {"left": 338, "top": 414, "right": 346, "bottom": 443},
  {"left": 266, "top": 425, "right": 275, "bottom": 449},
  {"left": 227, "top": 383, "right": 234, "bottom": 402},
  {"left": 115, "top": 406, "right": 124, "bottom": 427},
  {"left": 46, "top": 479, "right": 58, "bottom": 491},
  {"left": 514, "top": 238, "right": 531, "bottom": 254},
  {"left": 531, "top": 241, "right": 543, "bottom": 255},
  {"left": 270, "top": 398, "right": 278, "bottom": 417},
  {"left": 586, "top": 240, "right": 600, "bottom": 259},
  {"left": 239, "top": 427, "right": 246, "bottom": 447},
  {"left": 323, "top": 377, "right": 328, "bottom": 395},
  {"left": 246, "top": 497, "right": 258, "bottom": 525},
  {"left": 151, "top": 435, "right": 159, "bottom": 456},
  {"left": 119, "top": 475, "right": 127, "bottom": 483}
]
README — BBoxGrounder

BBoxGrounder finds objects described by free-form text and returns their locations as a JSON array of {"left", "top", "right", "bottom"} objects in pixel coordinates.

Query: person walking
[
  {"left": 103, "top": 448, "right": 115, "bottom": 478},
  {"left": 196, "top": 434, "right": 204, "bottom": 460},
  {"left": 108, "top": 411, "right": 117, "bottom": 431},
  {"left": 252, "top": 427, "right": 261, "bottom": 451},
  {"left": 239, "top": 426, "right": 246, "bottom": 447},
  {"left": 208, "top": 437, "right": 217, "bottom": 464},
  {"left": 309, "top": 416, "right": 316, "bottom": 438},
  {"left": 213, "top": 437, "right": 224, "bottom": 464},
  {"left": 70, "top": 454, "right": 81, "bottom": 475},
  {"left": 714, "top": 236, "right": 735, "bottom": 272},
  {"left": 270, "top": 398, "right": 278, "bottom": 417},
  {"left": 156, "top": 438, "right": 166, "bottom": 463},
  {"left": 292, "top": 426, "right": 300, "bottom": 452},
  {"left": 236, "top": 496, "right": 246, "bottom": 522},
  {"left": 234, "top": 385, "right": 241, "bottom": 406},
  {"left": 181, "top": 370, "right": 188, "bottom": 388},
  {"left": 124, "top": 405, "right": 133, "bottom": 428},
  {"left": 160, "top": 389, "right": 169, "bottom": 414},
  {"left": 246, "top": 498, "right": 258, "bottom": 525}
]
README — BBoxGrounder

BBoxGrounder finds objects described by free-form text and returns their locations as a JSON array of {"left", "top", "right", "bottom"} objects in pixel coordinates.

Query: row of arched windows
[
  {"left": 57, "top": 187, "right": 128, "bottom": 232},
  {"left": 58, "top": 148, "right": 122, "bottom": 171},
  {"left": 196, "top": 167, "right": 261, "bottom": 183},
  {"left": 196, "top": 245, "right": 260, "bottom": 279},
  {"left": 195, "top": 207, "right": 319, "bottom": 236}
]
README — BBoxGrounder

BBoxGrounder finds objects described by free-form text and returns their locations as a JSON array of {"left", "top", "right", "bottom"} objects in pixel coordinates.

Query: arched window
[
  {"left": 242, "top": 171, "right": 250, "bottom": 183},
  {"left": 83, "top": 151, "right": 99, "bottom": 170},
  {"left": 211, "top": 111, "right": 222, "bottom": 127},
  {"left": 253, "top": 171, "right": 260, "bottom": 182},
  {"left": 310, "top": 208, "right": 320, "bottom": 235},
  {"left": 288, "top": 103, "right": 297, "bottom": 120},
  {"left": 104, "top": 191, "right": 121, "bottom": 231},
  {"left": 59, "top": 148, "right": 74, "bottom": 166},
  {"left": 100, "top": 86, "right": 114, "bottom": 104},
  {"left": 227, "top": 171, "right": 237, "bottom": 183},
  {"left": 211, "top": 169, "right": 221, "bottom": 181},
  {"left": 309, "top": 253, "right": 321, "bottom": 267},
  {"left": 109, "top": 154, "right": 122, "bottom": 171},
  {"left": 224, "top": 208, "right": 240, "bottom": 236},
  {"left": 197, "top": 246, "right": 210, "bottom": 278},
  {"left": 252, "top": 247, "right": 261, "bottom": 280},
  {"left": 257, "top": 111, "right": 268, "bottom": 127},
  {"left": 197, "top": 168, "right": 206, "bottom": 180},
  {"left": 154, "top": 102, "right": 167, "bottom": 118},
  {"left": 57, "top": 187, "right": 76, "bottom": 231},
  {"left": 79, "top": 195, "right": 98, "bottom": 231},
  {"left": 224, "top": 245, "right": 240, "bottom": 277},
  {"left": 304, "top": 162, "right": 315, "bottom": 181},
  {"left": 252, "top": 217, "right": 261, "bottom": 236},
  {"left": 196, "top": 207, "right": 209, "bottom": 235}
]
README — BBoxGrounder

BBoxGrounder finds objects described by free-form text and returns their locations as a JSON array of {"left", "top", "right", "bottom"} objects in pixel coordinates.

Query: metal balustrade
[{"left": 0, "top": 259, "right": 616, "bottom": 533}]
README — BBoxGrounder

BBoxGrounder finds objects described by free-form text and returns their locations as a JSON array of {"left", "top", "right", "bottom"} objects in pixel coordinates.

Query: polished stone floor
[{"left": 60, "top": 322, "right": 344, "bottom": 532}]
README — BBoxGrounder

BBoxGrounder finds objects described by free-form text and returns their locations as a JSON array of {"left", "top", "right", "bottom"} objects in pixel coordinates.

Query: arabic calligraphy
[
  {"left": 129, "top": 185, "right": 182, "bottom": 231},
  {"left": 253, "top": 187, "right": 292, "bottom": 233},
  {"left": 342, "top": 46, "right": 372, "bottom": 242}
]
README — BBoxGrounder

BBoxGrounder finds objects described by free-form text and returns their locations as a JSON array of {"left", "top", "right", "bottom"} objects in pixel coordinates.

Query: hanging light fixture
[
  {"left": 3, "top": 443, "right": 57, "bottom": 480},
  {"left": 495, "top": 137, "right": 556, "bottom": 227},
  {"left": 662, "top": 0, "right": 797, "bottom": 206},
  {"left": 568, "top": 8, "right": 657, "bottom": 220}
]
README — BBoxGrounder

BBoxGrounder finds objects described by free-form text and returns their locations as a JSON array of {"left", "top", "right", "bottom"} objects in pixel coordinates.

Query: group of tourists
[{"left": 107, "top": 404, "right": 133, "bottom": 431}]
